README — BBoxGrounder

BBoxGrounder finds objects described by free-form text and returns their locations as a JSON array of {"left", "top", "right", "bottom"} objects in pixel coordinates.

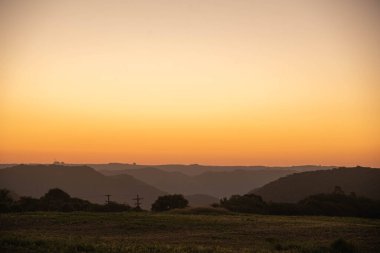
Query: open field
[{"left": 0, "top": 212, "right": 379, "bottom": 253}]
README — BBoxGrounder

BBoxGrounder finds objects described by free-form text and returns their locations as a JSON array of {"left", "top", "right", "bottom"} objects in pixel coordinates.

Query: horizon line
[{"left": 1, "top": 162, "right": 375, "bottom": 168}]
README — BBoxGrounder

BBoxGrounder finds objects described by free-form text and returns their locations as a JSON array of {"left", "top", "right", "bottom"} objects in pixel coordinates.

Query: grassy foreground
[{"left": 0, "top": 211, "right": 379, "bottom": 253}]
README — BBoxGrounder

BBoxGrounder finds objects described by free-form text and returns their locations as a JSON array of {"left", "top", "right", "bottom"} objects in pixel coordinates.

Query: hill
[
  {"left": 100, "top": 167, "right": 294, "bottom": 198},
  {"left": 193, "top": 169, "right": 295, "bottom": 197},
  {"left": 90, "top": 163, "right": 334, "bottom": 176},
  {"left": 0, "top": 164, "right": 165, "bottom": 209},
  {"left": 102, "top": 167, "right": 196, "bottom": 194},
  {"left": 251, "top": 167, "right": 380, "bottom": 202}
]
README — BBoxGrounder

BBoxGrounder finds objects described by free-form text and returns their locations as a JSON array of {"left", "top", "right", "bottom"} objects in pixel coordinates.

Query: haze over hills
[
  {"left": 251, "top": 167, "right": 380, "bottom": 203},
  {"left": 0, "top": 163, "right": 339, "bottom": 201},
  {"left": 89, "top": 164, "right": 334, "bottom": 176},
  {"left": 193, "top": 170, "right": 297, "bottom": 198},
  {"left": 0, "top": 164, "right": 165, "bottom": 209},
  {"left": 0, "top": 163, "right": 334, "bottom": 175},
  {"left": 99, "top": 167, "right": 295, "bottom": 198},
  {"left": 0, "top": 163, "right": 335, "bottom": 199},
  {"left": 0, "top": 164, "right": 17, "bottom": 170},
  {"left": 1, "top": 164, "right": 380, "bottom": 209},
  {"left": 0, "top": 164, "right": 220, "bottom": 208}
]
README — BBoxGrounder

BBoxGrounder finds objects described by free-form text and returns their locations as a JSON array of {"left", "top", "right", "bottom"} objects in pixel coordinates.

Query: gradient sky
[{"left": 1, "top": 0, "right": 379, "bottom": 166}]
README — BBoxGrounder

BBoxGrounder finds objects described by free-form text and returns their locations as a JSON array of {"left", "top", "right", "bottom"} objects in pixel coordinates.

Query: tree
[
  {"left": 0, "top": 189, "right": 14, "bottom": 212},
  {"left": 151, "top": 194, "right": 188, "bottom": 211},
  {"left": 42, "top": 188, "right": 71, "bottom": 201},
  {"left": 40, "top": 188, "right": 72, "bottom": 211}
]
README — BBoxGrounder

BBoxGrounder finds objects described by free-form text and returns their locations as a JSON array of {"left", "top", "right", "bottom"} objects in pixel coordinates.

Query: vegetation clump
[
  {"left": 2, "top": 186, "right": 380, "bottom": 218},
  {"left": 0, "top": 188, "right": 131, "bottom": 212},
  {"left": 151, "top": 194, "right": 188, "bottom": 212},
  {"left": 0, "top": 189, "right": 13, "bottom": 212}
]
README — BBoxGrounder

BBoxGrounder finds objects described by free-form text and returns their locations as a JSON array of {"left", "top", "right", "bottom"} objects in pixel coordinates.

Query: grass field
[{"left": 0, "top": 211, "right": 379, "bottom": 253}]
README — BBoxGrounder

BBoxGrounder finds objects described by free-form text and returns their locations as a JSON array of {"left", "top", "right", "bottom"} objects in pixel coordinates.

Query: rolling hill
[
  {"left": 100, "top": 167, "right": 295, "bottom": 198},
  {"left": 251, "top": 167, "right": 380, "bottom": 202},
  {"left": 0, "top": 164, "right": 165, "bottom": 209},
  {"left": 90, "top": 163, "right": 334, "bottom": 176}
]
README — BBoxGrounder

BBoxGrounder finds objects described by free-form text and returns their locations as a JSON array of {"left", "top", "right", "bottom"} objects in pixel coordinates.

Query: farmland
[{"left": 1, "top": 211, "right": 379, "bottom": 253}]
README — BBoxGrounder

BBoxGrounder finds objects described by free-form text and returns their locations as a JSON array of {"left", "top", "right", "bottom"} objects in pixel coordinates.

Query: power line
[{"left": 132, "top": 194, "right": 143, "bottom": 209}]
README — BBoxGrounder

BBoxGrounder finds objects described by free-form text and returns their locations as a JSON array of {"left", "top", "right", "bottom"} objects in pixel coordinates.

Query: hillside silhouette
[
  {"left": 100, "top": 167, "right": 295, "bottom": 198},
  {"left": 0, "top": 164, "right": 165, "bottom": 209},
  {"left": 251, "top": 167, "right": 380, "bottom": 202}
]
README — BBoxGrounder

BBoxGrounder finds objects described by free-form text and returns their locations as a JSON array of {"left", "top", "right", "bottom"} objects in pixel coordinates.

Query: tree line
[
  {"left": 0, "top": 188, "right": 189, "bottom": 213},
  {"left": 0, "top": 188, "right": 133, "bottom": 212},
  {"left": 216, "top": 186, "right": 380, "bottom": 218},
  {"left": 1, "top": 186, "right": 379, "bottom": 218}
]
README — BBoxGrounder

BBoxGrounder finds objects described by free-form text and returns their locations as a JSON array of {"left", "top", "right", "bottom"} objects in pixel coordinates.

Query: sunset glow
[{"left": 1, "top": 0, "right": 379, "bottom": 166}]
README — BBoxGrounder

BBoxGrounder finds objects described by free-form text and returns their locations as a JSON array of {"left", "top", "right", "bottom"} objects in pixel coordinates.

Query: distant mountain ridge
[
  {"left": 0, "top": 163, "right": 334, "bottom": 176},
  {"left": 89, "top": 163, "right": 334, "bottom": 176},
  {"left": 251, "top": 167, "right": 380, "bottom": 202},
  {"left": 100, "top": 167, "right": 296, "bottom": 198},
  {"left": 0, "top": 165, "right": 221, "bottom": 208},
  {"left": 0, "top": 164, "right": 165, "bottom": 209}
]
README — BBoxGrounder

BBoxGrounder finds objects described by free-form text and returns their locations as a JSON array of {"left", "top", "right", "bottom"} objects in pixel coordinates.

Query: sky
[{"left": 0, "top": 0, "right": 379, "bottom": 166}]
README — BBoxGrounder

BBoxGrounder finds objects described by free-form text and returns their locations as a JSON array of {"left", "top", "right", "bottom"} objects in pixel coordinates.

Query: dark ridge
[{"left": 251, "top": 167, "right": 380, "bottom": 202}]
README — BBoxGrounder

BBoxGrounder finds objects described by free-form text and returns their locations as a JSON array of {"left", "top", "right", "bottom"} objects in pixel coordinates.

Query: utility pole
[
  {"left": 105, "top": 194, "right": 111, "bottom": 204},
  {"left": 133, "top": 194, "right": 143, "bottom": 209}
]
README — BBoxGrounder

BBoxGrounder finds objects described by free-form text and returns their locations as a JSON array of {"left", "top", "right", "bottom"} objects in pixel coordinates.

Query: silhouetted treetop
[
  {"left": 151, "top": 194, "right": 188, "bottom": 212},
  {"left": 42, "top": 188, "right": 71, "bottom": 201}
]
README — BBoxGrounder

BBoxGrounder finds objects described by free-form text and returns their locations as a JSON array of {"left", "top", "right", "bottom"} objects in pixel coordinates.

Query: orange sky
[{"left": 1, "top": 0, "right": 379, "bottom": 166}]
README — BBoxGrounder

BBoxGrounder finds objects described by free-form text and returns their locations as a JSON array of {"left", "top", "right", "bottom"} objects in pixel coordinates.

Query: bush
[{"left": 151, "top": 194, "right": 188, "bottom": 212}]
